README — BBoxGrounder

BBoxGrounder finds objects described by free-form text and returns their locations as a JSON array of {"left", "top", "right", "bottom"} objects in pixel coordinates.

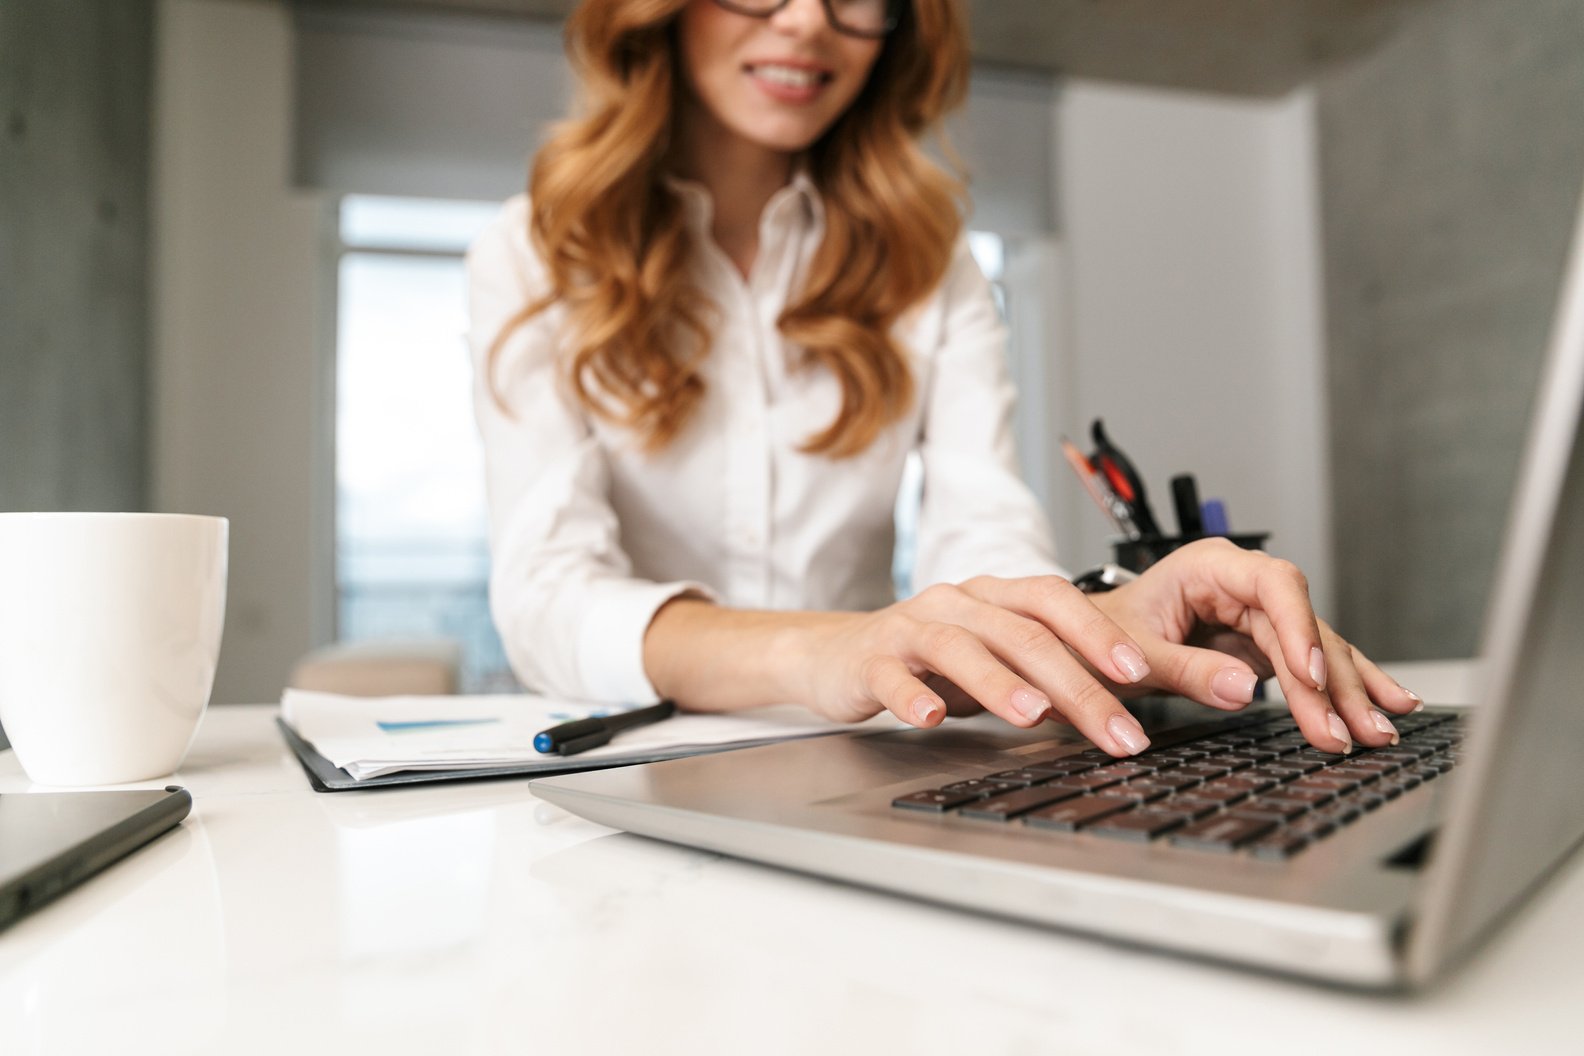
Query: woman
[{"left": 468, "top": 0, "right": 1420, "bottom": 757}]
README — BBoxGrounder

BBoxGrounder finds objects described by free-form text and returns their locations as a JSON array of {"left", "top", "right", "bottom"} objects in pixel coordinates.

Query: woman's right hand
[{"left": 791, "top": 576, "right": 1158, "bottom": 757}]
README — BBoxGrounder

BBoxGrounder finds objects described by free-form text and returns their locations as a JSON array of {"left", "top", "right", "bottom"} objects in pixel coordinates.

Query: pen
[
  {"left": 1200, "top": 499, "right": 1230, "bottom": 536},
  {"left": 1089, "top": 420, "right": 1163, "bottom": 537},
  {"left": 1060, "top": 436, "right": 1141, "bottom": 539},
  {"left": 533, "top": 700, "right": 677, "bottom": 757},
  {"left": 1171, "top": 474, "right": 1204, "bottom": 536}
]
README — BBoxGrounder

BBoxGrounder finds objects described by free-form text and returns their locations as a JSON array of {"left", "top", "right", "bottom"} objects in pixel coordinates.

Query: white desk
[{"left": 2, "top": 663, "right": 1581, "bottom": 1055}]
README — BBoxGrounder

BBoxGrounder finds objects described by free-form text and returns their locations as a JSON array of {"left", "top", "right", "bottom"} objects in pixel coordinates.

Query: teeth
[{"left": 753, "top": 64, "right": 821, "bottom": 89}]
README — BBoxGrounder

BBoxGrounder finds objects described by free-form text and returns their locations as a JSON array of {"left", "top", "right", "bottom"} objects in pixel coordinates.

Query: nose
[{"left": 767, "top": 0, "right": 827, "bottom": 36}]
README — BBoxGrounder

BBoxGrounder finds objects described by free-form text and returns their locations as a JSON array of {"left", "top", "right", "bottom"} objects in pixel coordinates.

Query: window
[
  {"left": 334, "top": 195, "right": 515, "bottom": 692},
  {"left": 891, "top": 230, "right": 1009, "bottom": 597}
]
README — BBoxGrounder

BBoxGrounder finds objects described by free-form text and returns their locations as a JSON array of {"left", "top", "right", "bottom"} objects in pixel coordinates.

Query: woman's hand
[
  {"left": 1085, "top": 538, "right": 1421, "bottom": 754},
  {"left": 789, "top": 539, "right": 1420, "bottom": 757},
  {"left": 792, "top": 575, "right": 1160, "bottom": 757}
]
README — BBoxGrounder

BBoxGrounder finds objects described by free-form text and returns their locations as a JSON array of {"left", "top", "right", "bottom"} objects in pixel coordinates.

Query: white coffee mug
[{"left": 0, "top": 512, "right": 228, "bottom": 785}]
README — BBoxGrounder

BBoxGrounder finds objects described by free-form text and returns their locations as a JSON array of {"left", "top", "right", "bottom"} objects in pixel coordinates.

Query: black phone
[{"left": 0, "top": 786, "right": 192, "bottom": 930}]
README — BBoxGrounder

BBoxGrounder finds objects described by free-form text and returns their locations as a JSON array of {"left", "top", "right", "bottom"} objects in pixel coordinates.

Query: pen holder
[{"left": 1112, "top": 532, "right": 1270, "bottom": 575}]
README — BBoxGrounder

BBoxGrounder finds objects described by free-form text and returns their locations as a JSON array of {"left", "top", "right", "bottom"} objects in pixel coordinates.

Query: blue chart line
[{"left": 377, "top": 718, "right": 502, "bottom": 734}]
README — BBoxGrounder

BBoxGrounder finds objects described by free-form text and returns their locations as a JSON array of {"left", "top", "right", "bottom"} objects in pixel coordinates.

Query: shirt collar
[{"left": 661, "top": 163, "right": 823, "bottom": 235}]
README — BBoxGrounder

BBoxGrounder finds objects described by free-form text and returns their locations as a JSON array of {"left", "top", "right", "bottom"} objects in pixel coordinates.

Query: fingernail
[
  {"left": 1110, "top": 643, "right": 1150, "bottom": 684},
  {"left": 1326, "top": 711, "right": 1352, "bottom": 754},
  {"left": 1106, "top": 713, "right": 1151, "bottom": 756},
  {"left": 1370, "top": 710, "right": 1400, "bottom": 745},
  {"left": 1012, "top": 688, "right": 1051, "bottom": 723},
  {"left": 1403, "top": 687, "right": 1424, "bottom": 713},
  {"left": 1310, "top": 647, "right": 1327, "bottom": 691},
  {"left": 1211, "top": 667, "right": 1258, "bottom": 706},
  {"left": 912, "top": 696, "right": 942, "bottom": 726}
]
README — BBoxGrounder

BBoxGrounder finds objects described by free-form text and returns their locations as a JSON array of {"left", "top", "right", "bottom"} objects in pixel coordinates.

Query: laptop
[
  {"left": 0, "top": 786, "right": 192, "bottom": 931},
  {"left": 530, "top": 182, "right": 1584, "bottom": 990}
]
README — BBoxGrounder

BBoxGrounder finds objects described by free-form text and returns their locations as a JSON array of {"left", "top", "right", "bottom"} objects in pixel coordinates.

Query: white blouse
[{"left": 467, "top": 172, "right": 1064, "bottom": 704}]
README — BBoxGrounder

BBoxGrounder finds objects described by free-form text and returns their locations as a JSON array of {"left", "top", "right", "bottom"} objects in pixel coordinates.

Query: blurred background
[{"left": 2, "top": 0, "right": 1582, "bottom": 706}]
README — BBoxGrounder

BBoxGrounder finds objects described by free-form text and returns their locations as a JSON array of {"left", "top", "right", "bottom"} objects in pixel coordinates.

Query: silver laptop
[{"left": 530, "top": 183, "right": 1584, "bottom": 990}]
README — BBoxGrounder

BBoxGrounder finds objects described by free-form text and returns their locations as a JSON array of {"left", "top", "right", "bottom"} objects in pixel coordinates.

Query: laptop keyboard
[{"left": 890, "top": 710, "right": 1466, "bottom": 859}]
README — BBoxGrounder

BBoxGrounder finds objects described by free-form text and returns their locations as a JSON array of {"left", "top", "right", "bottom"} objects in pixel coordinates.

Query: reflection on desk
[{"left": 2, "top": 664, "right": 1580, "bottom": 1056}]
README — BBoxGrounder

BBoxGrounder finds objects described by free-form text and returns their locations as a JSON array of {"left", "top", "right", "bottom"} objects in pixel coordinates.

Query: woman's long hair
[{"left": 494, "top": 0, "right": 970, "bottom": 457}]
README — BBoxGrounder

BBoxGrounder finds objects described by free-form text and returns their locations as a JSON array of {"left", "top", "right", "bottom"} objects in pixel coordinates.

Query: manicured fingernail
[
  {"left": 1403, "top": 687, "right": 1424, "bottom": 712},
  {"left": 1309, "top": 647, "right": 1327, "bottom": 690},
  {"left": 1326, "top": 711, "right": 1352, "bottom": 754},
  {"left": 1211, "top": 667, "right": 1258, "bottom": 706},
  {"left": 1106, "top": 713, "right": 1151, "bottom": 755},
  {"left": 1111, "top": 643, "right": 1150, "bottom": 684},
  {"left": 912, "top": 696, "right": 942, "bottom": 726},
  {"left": 1012, "top": 688, "right": 1051, "bottom": 723},
  {"left": 1371, "top": 710, "right": 1400, "bottom": 745}
]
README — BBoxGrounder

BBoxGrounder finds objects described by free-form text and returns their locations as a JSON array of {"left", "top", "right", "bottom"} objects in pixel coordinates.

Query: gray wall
[
  {"left": 1, "top": 0, "right": 154, "bottom": 514},
  {"left": 1317, "top": 0, "right": 1584, "bottom": 660}
]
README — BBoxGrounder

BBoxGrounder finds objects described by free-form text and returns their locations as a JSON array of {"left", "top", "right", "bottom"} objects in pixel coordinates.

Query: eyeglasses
[{"left": 711, "top": 0, "right": 905, "bottom": 41}]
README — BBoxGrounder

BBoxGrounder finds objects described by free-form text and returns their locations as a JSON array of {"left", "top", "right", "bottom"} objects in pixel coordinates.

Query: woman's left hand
[{"left": 1084, "top": 538, "right": 1422, "bottom": 753}]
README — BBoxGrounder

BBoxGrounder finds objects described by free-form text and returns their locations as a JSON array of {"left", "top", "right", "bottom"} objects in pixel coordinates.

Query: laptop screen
[{"left": 1409, "top": 179, "right": 1584, "bottom": 980}]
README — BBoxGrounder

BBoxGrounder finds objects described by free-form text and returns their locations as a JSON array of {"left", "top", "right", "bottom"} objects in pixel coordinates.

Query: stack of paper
[{"left": 280, "top": 689, "right": 867, "bottom": 781}]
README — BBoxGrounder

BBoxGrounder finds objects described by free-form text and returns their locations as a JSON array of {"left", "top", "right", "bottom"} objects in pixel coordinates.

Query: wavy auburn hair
[{"left": 494, "top": 0, "right": 970, "bottom": 457}]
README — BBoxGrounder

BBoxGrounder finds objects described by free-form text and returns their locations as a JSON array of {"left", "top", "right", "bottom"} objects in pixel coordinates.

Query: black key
[
  {"left": 1214, "top": 775, "right": 1278, "bottom": 795},
  {"left": 1177, "top": 763, "right": 1232, "bottom": 781},
  {"left": 1250, "top": 833, "right": 1311, "bottom": 860},
  {"left": 939, "top": 778, "right": 1019, "bottom": 797},
  {"left": 1090, "top": 762, "right": 1153, "bottom": 779},
  {"left": 1243, "top": 765, "right": 1300, "bottom": 784},
  {"left": 1192, "top": 781, "right": 1252, "bottom": 806},
  {"left": 1339, "top": 758, "right": 1398, "bottom": 776},
  {"left": 1317, "top": 800, "right": 1362, "bottom": 824},
  {"left": 1023, "top": 758, "right": 1098, "bottom": 776},
  {"left": 1025, "top": 794, "right": 1135, "bottom": 832},
  {"left": 1272, "top": 785, "right": 1334, "bottom": 806},
  {"left": 1354, "top": 791, "right": 1387, "bottom": 811},
  {"left": 1290, "top": 749, "right": 1339, "bottom": 768},
  {"left": 960, "top": 785, "right": 1084, "bottom": 820},
  {"left": 1231, "top": 798, "right": 1308, "bottom": 822},
  {"left": 1284, "top": 816, "right": 1336, "bottom": 840},
  {"left": 1135, "top": 771, "right": 1202, "bottom": 792},
  {"left": 1163, "top": 796, "right": 1222, "bottom": 820},
  {"left": 1226, "top": 748, "right": 1279, "bottom": 764},
  {"left": 1198, "top": 755, "right": 1255, "bottom": 772},
  {"left": 1262, "top": 759, "right": 1324, "bottom": 776},
  {"left": 1168, "top": 814, "right": 1277, "bottom": 852},
  {"left": 1290, "top": 775, "right": 1360, "bottom": 794},
  {"left": 1087, "top": 808, "right": 1191, "bottom": 841},
  {"left": 1124, "top": 756, "right": 1181, "bottom": 773},
  {"left": 1112, "top": 781, "right": 1171, "bottom": 804},
  {"left": 985, "top": 769, "right": 1058, "bottom": 787},
  {"left": 892, "top": 789, "right": 981, "bottom": 812},
  {"left": 1048, "top": 771, "right": 1127, "bottom": 792}
]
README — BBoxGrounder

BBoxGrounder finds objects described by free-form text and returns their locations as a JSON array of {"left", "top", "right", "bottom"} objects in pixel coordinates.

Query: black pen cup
[{"left": 1112, "top": 532, "right": 1270, "bottom": 574}]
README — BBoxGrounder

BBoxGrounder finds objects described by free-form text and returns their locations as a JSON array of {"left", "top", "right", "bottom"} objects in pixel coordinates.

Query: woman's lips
[{"left": 745, "top": 62, "right": 832, "bottom": 103}]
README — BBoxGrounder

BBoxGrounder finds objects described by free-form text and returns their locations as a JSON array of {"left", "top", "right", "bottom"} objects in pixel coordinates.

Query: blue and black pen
[{"left": 533, "top": 700, "right": 677, "bottom": 757}]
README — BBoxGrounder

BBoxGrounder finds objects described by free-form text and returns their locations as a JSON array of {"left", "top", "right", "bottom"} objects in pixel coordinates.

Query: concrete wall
[
  {"left": 1317, "top": 0, "right": 1584, "bottom": 660},
  {"left": 0, "top": 0, "right": 153, "bottom": 513}
]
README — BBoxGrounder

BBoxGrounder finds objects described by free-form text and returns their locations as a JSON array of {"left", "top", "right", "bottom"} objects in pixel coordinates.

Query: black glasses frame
[{"left": 710, "top": 0, "right": 905, "bottom": 41}]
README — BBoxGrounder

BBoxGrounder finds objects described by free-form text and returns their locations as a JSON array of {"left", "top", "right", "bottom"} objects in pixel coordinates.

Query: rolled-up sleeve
[
  {"left": 912, "top": 239, "right": 1069, "bottom": 587},
  {"left": 467, "top": 203, "right": 714, "bottom": 702}
]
